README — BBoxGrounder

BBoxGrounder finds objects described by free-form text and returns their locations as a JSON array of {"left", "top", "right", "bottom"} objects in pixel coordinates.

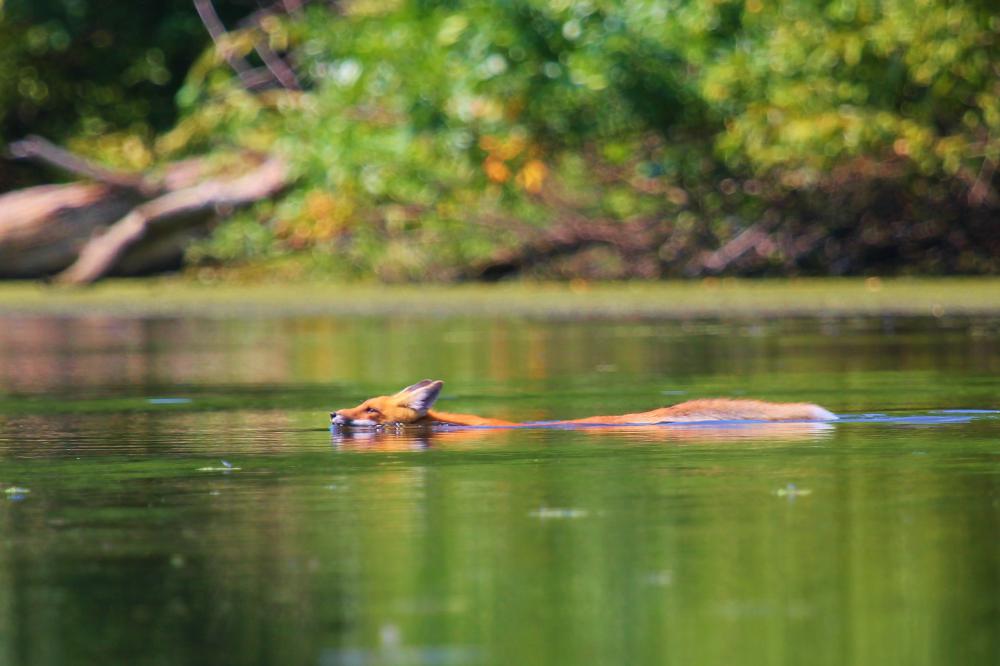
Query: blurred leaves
[
  {"left": 2, "top": 0, "right": 998, "bottom": 278},
  {"left": 0, "top": 0, "right": 263, "bottom": 175}
]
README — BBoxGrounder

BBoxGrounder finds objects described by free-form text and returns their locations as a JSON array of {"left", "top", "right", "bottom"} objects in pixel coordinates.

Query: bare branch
[
  {"left": 193, "top": 0, "right": 274, "bottom": 90},
  {"left": 968, "top": 156, "right": 998, "bottom": 207},
  {"left": 689, "top": 222, "right": 771, "bottom": 274},
  {"left": 9, "top": 135, "right": 160, "bottom": 195},
  {"left": 470, "top": 216, "right": 663, "bottom": 280},
  {"left": 254, "top": 39, "right": 301, "bottom": 90}
]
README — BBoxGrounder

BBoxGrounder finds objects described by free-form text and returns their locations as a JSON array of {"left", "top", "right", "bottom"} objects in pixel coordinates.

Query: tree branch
[
  {"left": 687, "top": 222, "right": 770, "bottom": 275},
  {"left": 57, "top": 158, "right": 288, "bottom": 284},
  {"left": 193, "top": 0, "right": 302, "bottom": 91},
  {"left": 254, "top": 40, "right": 301, "bottom": 90},
  {"left": 9, "top": 135, "right": 160, "bottom": 195},
  {"left": 193, "top": 0, "right": 273, "bottom": 90}
]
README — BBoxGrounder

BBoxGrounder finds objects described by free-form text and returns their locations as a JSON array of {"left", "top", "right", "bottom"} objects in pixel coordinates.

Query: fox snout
[
  {"left": 330, "top": 410, "right": 382, "bottom": 427},
  {"left": 330, "top": 380, "right": 444, "bottom": 428},
  {"left": 330, "top": 411, "right": 356, "bottom": 426}
]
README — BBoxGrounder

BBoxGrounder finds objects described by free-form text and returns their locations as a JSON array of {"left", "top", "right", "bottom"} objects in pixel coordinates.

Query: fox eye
[{"left": 365, "top": 406, "right": 381, "bottom": 415}]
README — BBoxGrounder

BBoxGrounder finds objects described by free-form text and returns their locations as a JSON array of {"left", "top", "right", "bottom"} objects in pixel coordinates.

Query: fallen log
[
  {"left": 58, "top": 157, "right": 287, "bottom": 284},
  {"left": 0, "top": 183, "right": 141, "bottom": 277},
  {"left": 0, "top": 137, "right": 289, "bottom": 282}
]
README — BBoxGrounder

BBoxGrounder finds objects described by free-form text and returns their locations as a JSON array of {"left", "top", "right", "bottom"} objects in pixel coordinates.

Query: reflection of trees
[
  {"left": 0, "top": 316, "right": 292, "bottom": 393},
  {"left": 4, "top": 315, "right": 995, "bottom": 418},
  {"left": 0, "top": 313, "right": 996, "bottom": 663}
]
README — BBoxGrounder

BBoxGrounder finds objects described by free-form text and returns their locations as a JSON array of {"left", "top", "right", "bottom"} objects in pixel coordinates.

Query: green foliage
[
  {"left": 0, "top": 0, "right": 250, "bottom": 168},
  {"left": 178, "top": 0, "right": 998, "bottom": 277},
  {"left": 183, "top": 1, "right": 715, "bottom": 278},
  {"left": 700, "top": 0, "right": 1000, "bottom": 180},
  {"left": 4, "top": 0, "right": 998, "bottom": 277}
]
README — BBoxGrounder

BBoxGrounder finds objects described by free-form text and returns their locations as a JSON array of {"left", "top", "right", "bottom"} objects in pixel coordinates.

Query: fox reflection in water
[{"left": 329, "top": 421, "right": 836, "bottom": 451}]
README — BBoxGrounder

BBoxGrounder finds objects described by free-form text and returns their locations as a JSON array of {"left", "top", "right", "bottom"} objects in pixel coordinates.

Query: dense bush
[{"left": 5, "top": 1, "right": 999, "bottom": 278}]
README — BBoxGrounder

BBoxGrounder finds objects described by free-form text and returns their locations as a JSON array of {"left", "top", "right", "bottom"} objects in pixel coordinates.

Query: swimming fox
[{"left": 329, "top": 380, "right": 836, "bottom": 427}]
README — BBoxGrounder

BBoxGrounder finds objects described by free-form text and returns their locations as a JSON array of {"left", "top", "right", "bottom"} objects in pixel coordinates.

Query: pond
[{"left": 0, "top": 312, "right": 997, "bottom": 666}]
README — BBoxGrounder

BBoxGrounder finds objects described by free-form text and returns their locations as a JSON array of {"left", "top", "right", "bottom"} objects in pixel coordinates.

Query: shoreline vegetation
[
  {"left": 2, "top": 1, "right": 998, "bottom": 283},
  {"left": 0, "top": 277, "right": 997, "bottom": 318}
]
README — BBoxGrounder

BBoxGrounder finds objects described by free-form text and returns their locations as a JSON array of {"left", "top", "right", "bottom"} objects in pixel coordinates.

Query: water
[{"left": 0, "top": 314, "right": 997, "bottom": 666}]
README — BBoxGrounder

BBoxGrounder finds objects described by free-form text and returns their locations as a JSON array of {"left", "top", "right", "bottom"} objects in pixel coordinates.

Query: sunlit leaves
[{"left": 11, "top": 0, "right": 988, "bottom": 276}]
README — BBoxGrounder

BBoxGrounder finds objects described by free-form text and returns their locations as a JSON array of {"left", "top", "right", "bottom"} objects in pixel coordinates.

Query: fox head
[{"left": 330, "top": 380, "right": 444, "bottom": 427}]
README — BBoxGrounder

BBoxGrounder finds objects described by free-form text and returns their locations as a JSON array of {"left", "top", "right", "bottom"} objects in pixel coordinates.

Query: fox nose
[{"left": 330, "top": 412, "right": 348, "bottom": 425}]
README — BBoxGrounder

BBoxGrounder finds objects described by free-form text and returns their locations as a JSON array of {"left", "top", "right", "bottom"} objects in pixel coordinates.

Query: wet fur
[{"left": 330, "top": 380, "right": 836, "bottom": 427}]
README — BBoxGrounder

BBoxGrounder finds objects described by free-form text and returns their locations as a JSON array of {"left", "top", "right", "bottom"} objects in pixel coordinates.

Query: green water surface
[{"left": 0, "top": 313, "right": 997, "bottom": 666}]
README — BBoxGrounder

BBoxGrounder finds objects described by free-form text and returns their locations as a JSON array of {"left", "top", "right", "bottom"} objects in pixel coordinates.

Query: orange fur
[{"left": 330, "top": 380, "right": 836, "bottom": 427}]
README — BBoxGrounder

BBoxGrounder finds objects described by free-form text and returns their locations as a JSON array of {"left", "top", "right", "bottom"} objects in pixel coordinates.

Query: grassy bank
[{"left": 0, "top": 278, "right": 997, "bottom": 319}]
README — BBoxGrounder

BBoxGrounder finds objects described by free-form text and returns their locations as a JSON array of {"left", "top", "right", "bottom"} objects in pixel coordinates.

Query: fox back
[
  {"left": 330, "top": 379, "right": 836, "bottom": 428},
  {"left": 561, "top": 398, "right": 837, "bottom": 424}
]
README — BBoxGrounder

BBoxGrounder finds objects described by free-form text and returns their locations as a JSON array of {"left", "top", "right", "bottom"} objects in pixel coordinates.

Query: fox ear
[
  {"left": 395, "top": 379, "right": 437, "bottom": 396},
  {"left": 398, "top": 379, "right": 443, "bottom": 414}
]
